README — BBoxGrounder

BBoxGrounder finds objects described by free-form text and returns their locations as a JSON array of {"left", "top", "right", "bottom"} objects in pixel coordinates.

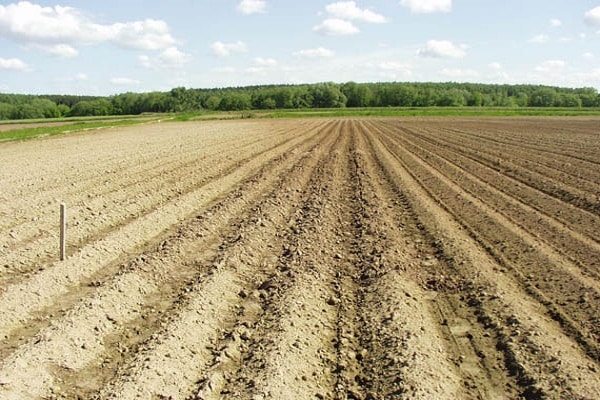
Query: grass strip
[
  {"left": 0, "top": 119, "right": 156, "bottom": 142},
  {"left": 264, "top": 107, "right": 600, "bottom": 118}
]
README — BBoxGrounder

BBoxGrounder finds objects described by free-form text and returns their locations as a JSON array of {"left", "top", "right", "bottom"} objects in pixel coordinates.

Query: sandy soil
[{"left": 0, "top": 117, "right": 598, "bottom": 399}]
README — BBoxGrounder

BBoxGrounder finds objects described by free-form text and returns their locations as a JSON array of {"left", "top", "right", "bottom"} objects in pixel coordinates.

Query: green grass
[
  {"left": 169, "top": 111, "right": 257, "bottom": 121},
  {"left": 166, "top": 107, "right": 600, "bottom": 121},
  {"left": 264, "top": 107, "right": 600, "bottom": 118},
  {"left": 0, "top": 114, "right": 157, "bottom": 126},
  {"left": 0, "top": 118, "right": 157, "bottom": 142}
]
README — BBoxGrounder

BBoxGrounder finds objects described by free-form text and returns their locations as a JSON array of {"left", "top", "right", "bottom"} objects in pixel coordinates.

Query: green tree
[
  {"left": 342, "top": 82, "right": 372, "bottom": 107},
  {"left": 529, "top": 88, "right": 558, "bottom": 107},
  {"left": 290, "top": 86, "right": 313, "bottom": 108},
  {"left": 576, "top": 88, "right": 598, "bottom": 107},
  {"left": 203, "top": 95, "right": 222, "bottom": 110},
  {"left": 16, "top": 104, "right": 45, "bottom": 119},
  {"left": 273, "top": 88, "right": 294, "bottom": 108},
  {"left": 514, "top": 92, "right": 529, "bottom": 107},
  {"left": 219, "top": 93, "right": 252, "bottom": 111},
  {"left": 112, "top": 92, "right": 142, "bottom": 114},
  {"left": 310, "top": 83, "right": 347, "bottom": 108},
  {"left": 170, "top": 87, "right": 199, "bottom": 112},
  {"left": 468, "top": 91, "right": 483, "bottom": 107},
  {"left": 31, "top": 98, "right": 60, "bottom": 118},
  {"left": 437, "top": 89, "right": 467, "bottom": 107},
  {"left": 57, "top": 104, "right": 71, "bottom": 117},
  {"left": 558, "top": 93, "right": 582, "bottom": 107},
  {"left": 69, "top": 99, "right": 113, "bottom": 116},
  {"left": 259, "top": 97, "right": 277, "bottom": 109},
  {"left": 0, "top": 102, "right": 17, "bottom": 119},
  {"left": 69, "top": 101, "right": 93, "bottom": 116},
  {"left": 415, "top": 87, "right": 440, "bottom": 107}
]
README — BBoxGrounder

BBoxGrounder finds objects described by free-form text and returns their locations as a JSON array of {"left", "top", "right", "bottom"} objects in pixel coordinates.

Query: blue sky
[{"left": 1, "top": 0, "right": 599, "bottom": 95}]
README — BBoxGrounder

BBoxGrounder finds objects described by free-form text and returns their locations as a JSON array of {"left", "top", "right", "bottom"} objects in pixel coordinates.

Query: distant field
[{"left": 2, "top": 107, "right": 600, "bottom": 142}]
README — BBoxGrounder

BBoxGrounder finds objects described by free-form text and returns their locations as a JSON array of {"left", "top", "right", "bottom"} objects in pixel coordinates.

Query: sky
[{"left": 0, "top": 0, "right": 599, "bottom": 95}]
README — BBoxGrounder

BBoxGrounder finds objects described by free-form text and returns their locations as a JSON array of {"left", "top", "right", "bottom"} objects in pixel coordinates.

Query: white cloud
[
  {"left": 294, "top": 47, "right": 335, "bottom": 58},
  {"left": 0, "top": 57, "right": 30, "bottom": 71},
  {"left": 237, "top": 0, "right": 266, "bottom": 14},
  {"left": 213, "top": 66, "right": 236, "bottom": 73},
  {"left": 535, "top": 60, "right": 566, "bottom": 72},
  {"left": 440, "top": 68, "right": 480, "bottom": 79},
  {"left": 585, "top": 6, "right": 600, "bottom": 27},
  {"left": 0, "top": 2, "right": 94, "bottom": 44},
  {"left": 377, "top": 61, "right": 408, "bottom": 70},
  {"left": 57, "top": 72, "right": 88, "bottom": 83},
  {"left": 488, "top": 62, "right": 502, "bottom": 70},
  {"left": 245, "top": 67, "right": 265, "bottom": 74},
  {"left": 245, "top": 57, "right": 279, "bottom": 74},
  {"left": 254, "top": 57, "right": 278, "bottom": 67},
  {"left": 581, "top": 68, "right": 600, "bottom": 81},
  {"left": 314, "top": 18, "right": 360, "bottom": 36},
  {"left": 140, "top": 47, "right": 191, "bottom": 69},
  {"left": 529, "top": 34, "right": 549, "bottom": 44},
  {"left": 550, "top": 18, "right": 562, "bottom": 27},
  {"left": 139, "top": 56, "right": 152, "bottom": 68},
  {"left": 110, "top": 19, "right": 176, "bottom": 51},
  {"left": 528, "top": 60, "right": 576, "bottom": 86},
  {"left": 325, "top": 1, "right": 387, "bottom": 23},
  {"left": 583, "top": 52, "right": 594, "bottom": 59},
  {"left": 0, "top": 2, "right": 176, "bottom": 53},
  {"left": 159, "top": 47, "right": 191, "bottom": 67},
  {"left": 44, "top": 44, "right": 78, "bottom": 58},
  {"left": 417, "top": 40, "right": 467, "bottom": 58},
  {"left": 110, "top": 77, "right": 140, "bottom": 86},
  {"left": 400, "top": 0, "right": 452, "bottom": 14},
  {"left": 211, "top": 40, "right": 248, "bottom": 57},
  {"left": 367, "top": 61, "right": 413, "bottom": 80}
]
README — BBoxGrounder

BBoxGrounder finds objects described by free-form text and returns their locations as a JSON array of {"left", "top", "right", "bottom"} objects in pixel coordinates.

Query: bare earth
[
  {"left": 0, "top": 117, "right": 598, "bottom": 399},
  {"left": 0, "top": 121, "right": 77, "bottom": 132}
]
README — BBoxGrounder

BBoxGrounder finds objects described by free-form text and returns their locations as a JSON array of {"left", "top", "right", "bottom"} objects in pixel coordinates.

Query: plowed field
[{"left": 0, "top": 117, "right": 599, "bottom": 399}]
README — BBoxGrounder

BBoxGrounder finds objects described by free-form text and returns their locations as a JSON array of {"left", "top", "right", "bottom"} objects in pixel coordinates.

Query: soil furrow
[
  {"left": 371, "top": 122, "right": 600, "bottom": 346},
  {"left": 437, "top": 120, "right": 600, "bottom": 166},
  {"left": 438, "top": 125, "right": 600, "bottom": 183},
  {"left": 90, "top": 121, "right": 342, "bottom": 400},
  {"left": 0, "top": 122, "right": 321, "bottom": 284},
  {"left": 355, "top": 122, "right": 518, "bottom": 399},
  {"left": 0, "top": 122, "right": 295, "bottom": 230},
  {"left": 0, "top": 120, "right": 288, "bottom": 202},
  {"left": 207, "top": 122, "right": 350, "bottom": 400},
  {"left": 400, "top": 124, "right": 600, "bottom": 215},
  {"left": 3, "top": 121, "right": 332, "bottom": 396},
  {"left": 389, "top": 123, "right": 600, "bottom": 243},
  {"left": 382, "top": 124, "right": 600, "bottom": 278},
  {"left": 0, "top": 121, "right": 324, "bottom": 342},
  {"left": 367, "top": 121, "right": 600, "bottom": 398}
]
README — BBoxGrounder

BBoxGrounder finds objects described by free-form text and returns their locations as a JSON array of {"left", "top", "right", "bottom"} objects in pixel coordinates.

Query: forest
[{"left": 0, "top": 82, "right": 599, "bottom": 120}]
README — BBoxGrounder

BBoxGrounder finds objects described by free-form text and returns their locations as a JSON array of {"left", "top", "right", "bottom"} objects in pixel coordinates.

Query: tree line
[{"left": 1, "top": 82, "right": 599, "bottom": 119}]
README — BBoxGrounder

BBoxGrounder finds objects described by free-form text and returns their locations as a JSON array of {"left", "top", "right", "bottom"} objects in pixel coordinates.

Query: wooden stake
[{"left": 60, "top": 203, "right": 66, "bottom": 261}]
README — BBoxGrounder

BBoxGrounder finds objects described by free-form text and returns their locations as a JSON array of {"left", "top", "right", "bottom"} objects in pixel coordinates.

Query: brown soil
[
  {"left": 0, "top": 117, "right": 598, "bottom": 399},
  {"left": 0, "top": 121, "right": 80, "bottom": 132}
]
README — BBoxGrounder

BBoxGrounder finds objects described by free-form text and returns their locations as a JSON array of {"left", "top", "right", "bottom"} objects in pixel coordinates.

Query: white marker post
[{"left": 60, "top": 203, "right": 66, "bottom": 261}]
